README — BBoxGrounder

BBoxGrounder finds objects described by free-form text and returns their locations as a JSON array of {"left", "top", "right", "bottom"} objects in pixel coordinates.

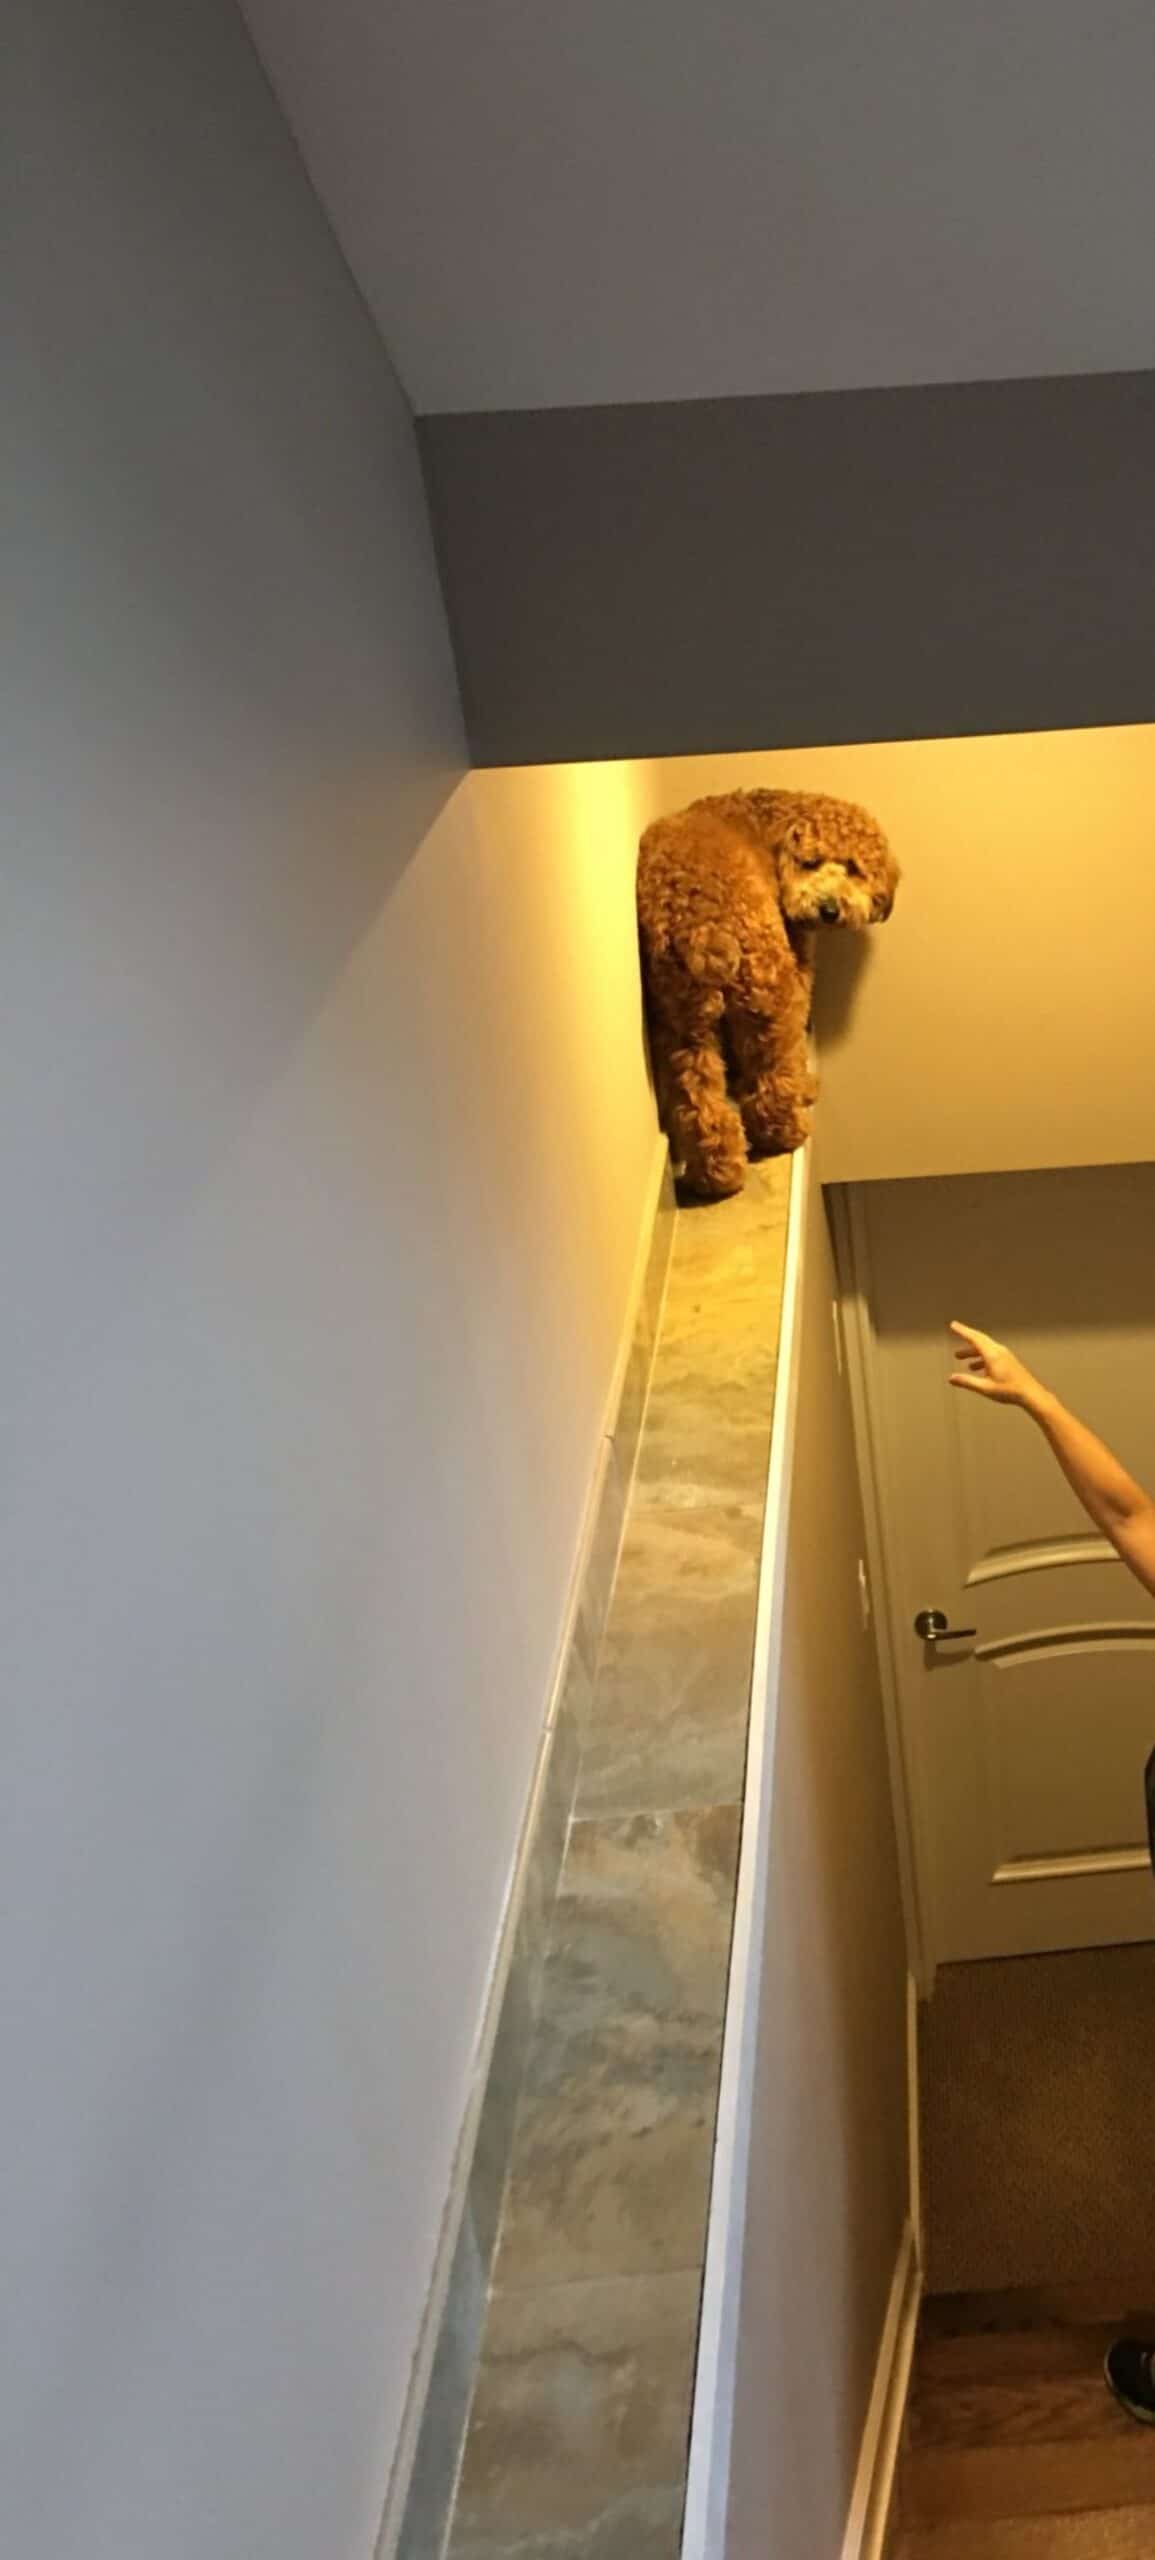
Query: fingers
[
  {"left": 949, "top": 1371, "right": 992, "bottom": 1395},
  {"left": 949, "top": 1319, "right": 995, "bottom": 1355}
]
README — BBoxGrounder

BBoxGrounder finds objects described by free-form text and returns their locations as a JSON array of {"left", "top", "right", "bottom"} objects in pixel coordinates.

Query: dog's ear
[
  {"left": 746, "top": 790, "right": 819, "bottom": 879},
  {"left": 779, "top": 808, "right": 818, "bottom": 868}
]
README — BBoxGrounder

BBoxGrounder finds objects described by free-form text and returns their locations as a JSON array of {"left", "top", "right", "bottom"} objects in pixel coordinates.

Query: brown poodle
[{"left": 637, "top": 789, "right": 898, "bottom": 1198}]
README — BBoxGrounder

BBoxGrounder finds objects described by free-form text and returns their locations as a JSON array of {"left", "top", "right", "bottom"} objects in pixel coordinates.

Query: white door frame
[{"left": 826, "top": 1182, "right": 936, "bottom": 1995}]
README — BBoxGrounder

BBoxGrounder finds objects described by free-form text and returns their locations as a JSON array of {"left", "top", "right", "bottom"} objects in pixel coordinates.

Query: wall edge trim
[
  {"left": 680, "top": 1142, "right": 810, "bottom": 2560},
  {"left": 839, "top": 2218, "right": 922, "bottom": 2560}
]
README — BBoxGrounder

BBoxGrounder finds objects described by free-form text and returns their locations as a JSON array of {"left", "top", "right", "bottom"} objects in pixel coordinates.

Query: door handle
[{"left": 914, "top": 1607, "right": 977, "bottom": 1646}]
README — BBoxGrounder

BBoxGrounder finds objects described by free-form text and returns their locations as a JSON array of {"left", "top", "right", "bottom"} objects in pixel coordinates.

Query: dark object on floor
[
  {"left": 920, "top": 1943, "right": 1155, "bottom": 2294},
  {"left": 1105, "top": 2336, "right": 1155, "bottom": 2428}
]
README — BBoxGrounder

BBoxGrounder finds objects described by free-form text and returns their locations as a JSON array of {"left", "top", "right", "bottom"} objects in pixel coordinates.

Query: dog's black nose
[{"left": 819, "top": 901, "right": 840, "bottom": 922}]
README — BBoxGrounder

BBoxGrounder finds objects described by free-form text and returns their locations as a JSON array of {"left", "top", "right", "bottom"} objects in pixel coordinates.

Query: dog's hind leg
[
  {"left": 725, "top": 988, "right": 815, "bottom": 1157},
  {"left": 650, "top": 983, "right": 748, "bottom": 1199}
]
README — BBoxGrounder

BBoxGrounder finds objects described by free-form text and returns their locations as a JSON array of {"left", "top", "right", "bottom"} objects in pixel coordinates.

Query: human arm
[{"left": 948, "top": 1321, "right": 1155, "bottom": 1600}]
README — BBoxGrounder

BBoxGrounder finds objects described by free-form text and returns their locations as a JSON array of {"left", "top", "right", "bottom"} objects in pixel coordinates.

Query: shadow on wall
[
  {"left": 865, "top": 1160, "right": 1155, "bottom": 1336},
  {"left": 810, "top": 924, "right": 877, "bottom": 1053}
]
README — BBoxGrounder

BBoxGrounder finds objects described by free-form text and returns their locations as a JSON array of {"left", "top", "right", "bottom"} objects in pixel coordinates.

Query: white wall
[
  {"left": 242, "top": 0, "right": 1155, "bottom": 414},
  {"left": 4, "top": 9, "right": 657, "bottom": 2556}
]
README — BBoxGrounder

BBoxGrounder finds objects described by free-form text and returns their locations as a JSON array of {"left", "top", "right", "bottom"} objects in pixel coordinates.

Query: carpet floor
[{"left": 922, "top": 1944, "right": 1155, "bottom": 2295}]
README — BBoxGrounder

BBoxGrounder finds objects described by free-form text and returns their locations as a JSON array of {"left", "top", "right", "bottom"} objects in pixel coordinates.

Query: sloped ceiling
[{"left": 242, "top": 0, "right": 1155, "bottom": 415}]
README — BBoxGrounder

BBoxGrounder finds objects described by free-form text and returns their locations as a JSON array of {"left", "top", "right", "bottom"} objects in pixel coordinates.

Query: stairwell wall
[{"left": 5, "top": 7, "right": 658, "bottom": 2555}]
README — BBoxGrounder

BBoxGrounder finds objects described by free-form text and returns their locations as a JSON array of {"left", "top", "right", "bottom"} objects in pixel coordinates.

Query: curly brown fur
[{"left": 637, "top": 789, "right": 899, "bottom": 1198}]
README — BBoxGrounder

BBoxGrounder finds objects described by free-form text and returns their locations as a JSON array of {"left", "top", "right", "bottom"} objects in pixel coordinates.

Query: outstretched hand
[{"left": 948, "top": 1322, "right": 1044, "bottom": 1410}]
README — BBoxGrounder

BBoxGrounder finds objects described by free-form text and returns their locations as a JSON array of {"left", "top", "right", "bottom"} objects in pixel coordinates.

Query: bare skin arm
[{"left": 949, "top": 1320, "right": 1155, "bottom": 1602}]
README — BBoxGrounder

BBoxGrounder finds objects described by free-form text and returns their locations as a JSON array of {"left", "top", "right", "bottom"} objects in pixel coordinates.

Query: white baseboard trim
[
  {"left": 839, "top": 2218, "right": 921, "bottom": 2560},
  {"left": 600, "top": 1129, "right": 674, "bottom": 1446},
  {"left": 906, "top": 1971, "right": 923, "bottom": 2276}
]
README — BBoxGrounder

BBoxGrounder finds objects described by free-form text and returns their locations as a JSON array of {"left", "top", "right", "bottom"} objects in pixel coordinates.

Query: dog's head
[{"left": 751, "top": 791, "right": 899, "bottom": 932}]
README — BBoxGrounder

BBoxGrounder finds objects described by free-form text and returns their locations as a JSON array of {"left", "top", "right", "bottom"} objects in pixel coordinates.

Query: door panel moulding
[
  {"left": 977, "top": 1621, "right": 1155, "bottom": 1664},
  {"left": 966, "top": 1534, "right": 1118, "bottom": 1584},
  {"left": 992, "top": 1846, "right": 1149, "bottom": 1887}
]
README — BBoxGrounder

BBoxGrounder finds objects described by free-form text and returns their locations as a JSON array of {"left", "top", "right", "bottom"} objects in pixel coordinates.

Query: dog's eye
[
  {"left": 800, "top": 855, "right": 821, "bottom": 869},
  {"left": 845, "top": 859, "right": 861, "bottom": 878}
]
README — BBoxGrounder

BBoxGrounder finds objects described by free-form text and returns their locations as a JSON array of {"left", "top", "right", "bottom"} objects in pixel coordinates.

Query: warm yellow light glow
[{"left": 634, "top": 724, "right": 1155, "bottom": 1186}]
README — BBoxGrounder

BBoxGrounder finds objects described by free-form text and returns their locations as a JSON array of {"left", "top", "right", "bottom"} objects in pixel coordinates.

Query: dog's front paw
[
  {"left": 679, "top": 1137, "right": 748, "bottom": 1199},
  {"left": 741, "top": 1094, "right": 812, "bottom": 1157}
]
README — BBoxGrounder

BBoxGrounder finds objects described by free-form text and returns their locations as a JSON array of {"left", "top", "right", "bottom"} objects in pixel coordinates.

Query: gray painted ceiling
[{"left": 242, "top": 0, "right": 1155, "bottom": 415}]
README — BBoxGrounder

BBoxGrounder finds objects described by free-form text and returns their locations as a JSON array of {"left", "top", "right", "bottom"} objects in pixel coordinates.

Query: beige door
[{"left": 852, "top": 1164, "right": 1155, "bottom": 1965}]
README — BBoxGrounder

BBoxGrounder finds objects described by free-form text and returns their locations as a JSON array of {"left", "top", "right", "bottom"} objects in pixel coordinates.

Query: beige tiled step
[{"left": 895, "top": 2505, "right": 1155, "bottom": 2558}]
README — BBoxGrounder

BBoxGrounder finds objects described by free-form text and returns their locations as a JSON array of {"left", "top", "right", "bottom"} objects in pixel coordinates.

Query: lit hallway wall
[
  {"left": 647, "top": 727, "right": 1155, "bottom": 1183},
  {"left": 5, "top": 8, "right": 657, "bottom": 2557},
  {"left": 723, "top": 1173, "right": 910, "bottom": 2560}
]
